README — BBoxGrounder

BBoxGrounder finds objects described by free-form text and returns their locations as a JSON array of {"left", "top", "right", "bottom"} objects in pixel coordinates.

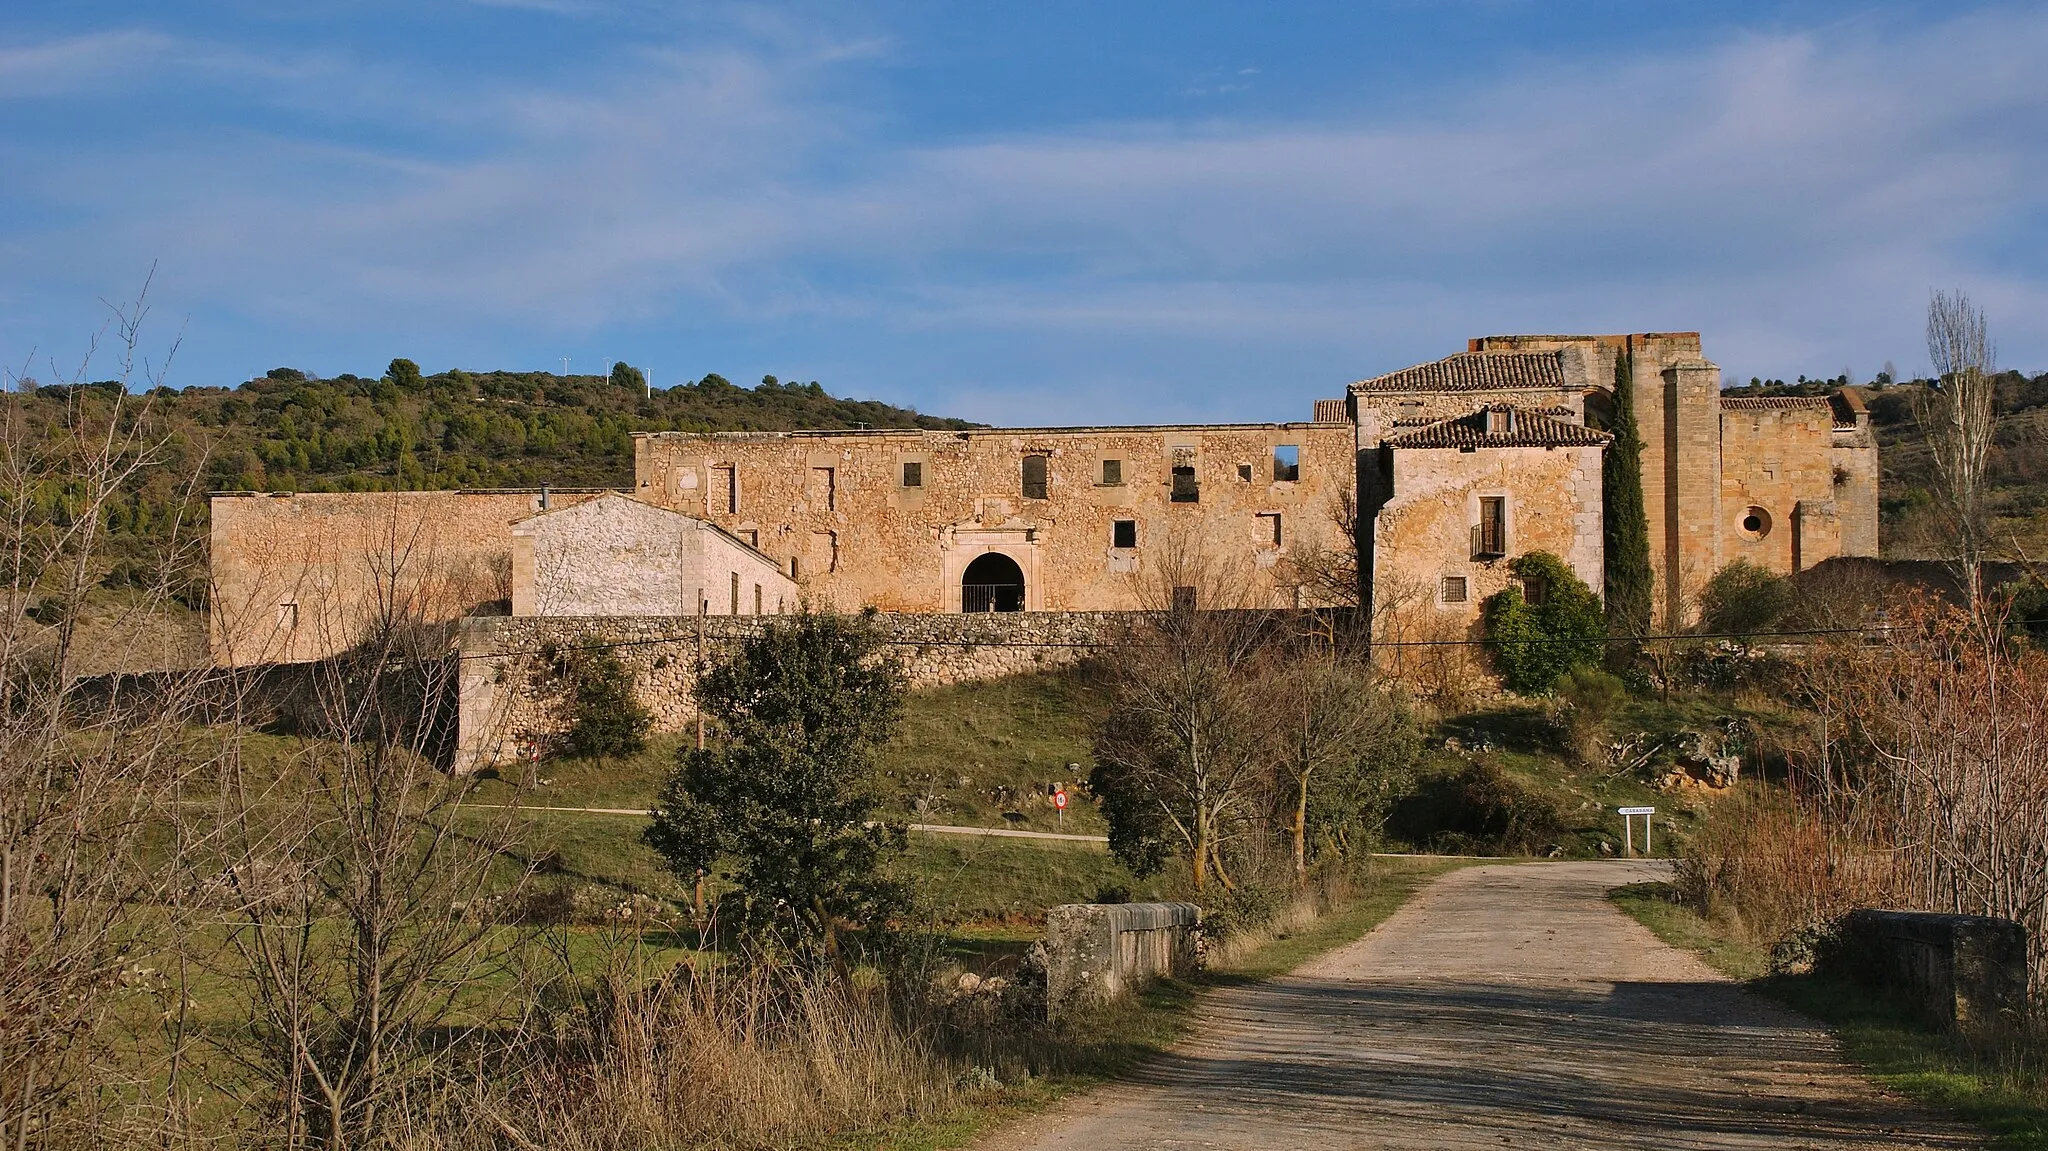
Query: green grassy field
[{"left": 1611, "top": 881, "right": 2048, "bottom": 1150}]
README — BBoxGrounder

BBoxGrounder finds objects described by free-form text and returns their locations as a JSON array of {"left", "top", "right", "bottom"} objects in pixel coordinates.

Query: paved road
[{"left": 984, "top": 861, "right": 1972, "bottom": 1150}]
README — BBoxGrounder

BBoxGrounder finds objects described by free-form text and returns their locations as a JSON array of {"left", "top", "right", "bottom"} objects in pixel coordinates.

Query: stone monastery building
[{"left": 209, "top": 332, "right": 1878, "bottom": 666}]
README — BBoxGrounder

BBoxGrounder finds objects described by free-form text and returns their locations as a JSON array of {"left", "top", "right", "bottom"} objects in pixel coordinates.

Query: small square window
[
  {"left": 902, "top": 461, "right": 923, "bottom": 488},
  {"left": 1112, "top": 520, "right": 1137, "bottom": 548},
  {"left": 1521, "top": 577, "right": 1547, "bottom": 606},
  {"left": 1272, "top": 445, "right": 1299, "bottom": 482},
  {"left": 1440, "top": 576, "right": 1469, "bottom": 604},
  {"left": 1237, "top": 463, "right": 1253, "bottom": 482},
  {"left": 1101, "top": 458, "right": 1123, "bottom": 486}
]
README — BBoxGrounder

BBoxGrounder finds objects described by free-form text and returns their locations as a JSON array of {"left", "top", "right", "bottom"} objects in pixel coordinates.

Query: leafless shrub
[{"left": 0, "top": 283, "right": 227, "bottom": 1150}]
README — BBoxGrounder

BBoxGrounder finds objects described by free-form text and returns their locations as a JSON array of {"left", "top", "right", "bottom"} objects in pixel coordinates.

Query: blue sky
[{"left": 3, "top": 2, "right": 2046, "bottom": 424}]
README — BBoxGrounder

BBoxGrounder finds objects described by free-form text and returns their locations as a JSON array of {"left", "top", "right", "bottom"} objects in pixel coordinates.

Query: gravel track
[{"left": 981, "top": 861, "right": 1971, "bottom": 1150}]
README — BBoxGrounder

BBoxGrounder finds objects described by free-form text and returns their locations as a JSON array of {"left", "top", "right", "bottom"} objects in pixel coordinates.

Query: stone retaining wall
[
  {"left": 453, "top": 611, "right": 1127, "bottom": 773},
  {"left": 1836, "top": 909, "right": 2030, "bottom": 1034},
  {"left": 1043, "top": 901, "right": 1202, "bottom": 1020}
]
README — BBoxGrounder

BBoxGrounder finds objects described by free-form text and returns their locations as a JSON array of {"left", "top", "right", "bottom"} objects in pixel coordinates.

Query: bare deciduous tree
[
  {"left": 1918, "top": 288, "right": 1998, "bottom": 615},
  {"left": 1091, "top": 528, "right": 1272, "bottom": 894},
  {"left": 0, "top": 284, "right": 225, "bottom": 1150}
]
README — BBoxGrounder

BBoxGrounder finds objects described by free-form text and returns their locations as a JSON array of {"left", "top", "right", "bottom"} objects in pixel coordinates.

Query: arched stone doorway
[{"left": 962, "top": 552, "right": 1026, "bottom": 612}]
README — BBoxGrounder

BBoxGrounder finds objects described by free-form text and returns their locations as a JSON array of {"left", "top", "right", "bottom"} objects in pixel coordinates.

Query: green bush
[
  {"left": 1481, "top": 552, "right": 1606, "bottom": 692},
  {"left": 1698, "top": 560, "right": 1793, "bottom": 639},
  {"left": 558, "top": 645, "right": 651, "bottom": 760},
  {"left": 1390, "top": 760, "right": 1569, "bottom": 856}
]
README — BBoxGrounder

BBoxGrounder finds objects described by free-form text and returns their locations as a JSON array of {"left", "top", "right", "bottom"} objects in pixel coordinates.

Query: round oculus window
[{"left": 1738, "top": 506, "right": 1772, "bottom": 540}]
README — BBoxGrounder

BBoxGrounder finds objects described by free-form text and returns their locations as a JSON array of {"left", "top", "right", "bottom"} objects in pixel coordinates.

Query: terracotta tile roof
[
  {"left": 1312, "top": 398, "right": 1349, "bottom": 423},
  {"left": 1383, "top": 407, "right": 1612, "bottom": 450},
  {"left": 1829, "top": 389, "right": 1868, "bottom": 428},
  {"left": 1351, "top": 351, "right": 1566, "bottom": 394},
  {"left": 1717, "top": 395, "right": 1833, "bottom": 411}
]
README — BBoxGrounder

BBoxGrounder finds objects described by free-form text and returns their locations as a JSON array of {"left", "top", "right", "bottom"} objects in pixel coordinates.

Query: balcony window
[{"left": 1472, "top": 496, "right": 1507, "bottom": 559}]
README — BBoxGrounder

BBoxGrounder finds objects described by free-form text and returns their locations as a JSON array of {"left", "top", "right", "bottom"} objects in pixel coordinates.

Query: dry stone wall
[{"left": 453, "top": 610, "right": 1125, "bottom": 772}]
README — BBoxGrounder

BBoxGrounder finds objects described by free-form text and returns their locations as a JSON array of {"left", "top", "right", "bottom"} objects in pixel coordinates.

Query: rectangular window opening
[
  {"left": 278, "top": 601, "right": 298, "bottom": 630},
  {"left": 1170, "top": 447, "right": 1199, "bottom": 503},
  {"left": 790, "top": 556, "right": 801, "bottom": 580},
  {"left": 901, "top": 460, "right": 923, "bottom": 488},
  {"left": 1273, "top": 444, "right": 1300, "bottom": 482},
  {"left": 754, "top": 584, "right": 763, "bottom": 615},
  {"left": 1440, "top": 576, "right": 1469, "bottom": 604},
  {"left": 1236, "top": 463, "right": 1253, "bottom": 482},
  {"left": 1112, "top": 519, "right": 1137, "bottom": 549},
  {"left": 711, "top": 466, "right": 738, "bottom": 514},
  {"left": 1473, "top": 496, "right": 1507, "bottom": 558},
  {"left": 730, "top": 572, "right": 740, "bottom": 615},
  {"left": 1257, "top": 512, "right": 1283, "bottom": 547},
  {"left": 742, "top": 529, "right": 759, "bottom": 548},
  {"left": 1100, "top": 458, "right": 1124, "bottom": 486},
  {"left": 1022, "top": 454, "right": 1049, "bottom": 500},
  {"left": 811, "top": 467, "right": 836, "bottom": 510},
  {"left": 1522, "top": 577, "right": 1547, "bottom": 606}
]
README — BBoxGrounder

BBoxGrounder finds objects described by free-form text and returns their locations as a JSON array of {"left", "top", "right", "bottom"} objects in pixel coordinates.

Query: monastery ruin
[{"left": 205, "top": 332, "right": 1878, "bottom": 768}]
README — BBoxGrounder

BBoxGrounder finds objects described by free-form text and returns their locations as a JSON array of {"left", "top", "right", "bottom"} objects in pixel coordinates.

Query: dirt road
[{"left": 983, "top": 861, "right": 1971, "bottom": 1150}]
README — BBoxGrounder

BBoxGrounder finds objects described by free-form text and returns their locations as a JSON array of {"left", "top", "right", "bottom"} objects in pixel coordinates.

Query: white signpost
[{"left": 1617, "top": 806, "right": 1656, "bottom": 856}]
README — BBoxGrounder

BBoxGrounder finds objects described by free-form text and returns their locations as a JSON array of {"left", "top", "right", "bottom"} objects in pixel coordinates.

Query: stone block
[
  {"left": 1044, "top": 901, "right": 1202, "bottom": 1021},
  {"left": 1836, "top": 909, "right": 2030, "bottom": 1034}
]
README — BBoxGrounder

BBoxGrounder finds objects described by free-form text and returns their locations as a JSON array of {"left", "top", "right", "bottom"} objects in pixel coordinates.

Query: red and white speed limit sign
[{"left": 1053, "top": 790, "right": 1069, "bottom": 810}]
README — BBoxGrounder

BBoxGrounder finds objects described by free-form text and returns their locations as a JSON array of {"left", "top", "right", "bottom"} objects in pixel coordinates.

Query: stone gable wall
[{"left": 510, "top": 495, "right": 798, "bottom": 617}]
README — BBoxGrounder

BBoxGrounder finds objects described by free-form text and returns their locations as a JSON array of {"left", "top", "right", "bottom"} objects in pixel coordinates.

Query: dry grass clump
[{"left": 472, "top": 959, "right": 970, "bottom": 1151}]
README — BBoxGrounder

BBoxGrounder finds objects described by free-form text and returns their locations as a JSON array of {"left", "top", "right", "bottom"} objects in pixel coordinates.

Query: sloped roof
[
  {"left": 1829, "top": 389, "right": 1868, "bottom": 428},
  {"left": 1352, "top": 351, "right": 1567, "bottom": 394},
  {"left": 1383, "top": 408, "right": 1612, "bottom": 450},
  {"left": 1717, "top": 395, "right": 1832, "bottom": 411},
  {"left": 1312, "top": 398, "right": 1349, "bottom": 423}
]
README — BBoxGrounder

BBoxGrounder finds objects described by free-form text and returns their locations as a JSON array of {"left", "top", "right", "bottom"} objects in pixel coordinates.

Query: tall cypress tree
[{"left": 1602, "top": 349, "right": 1654, "bottom": 657}]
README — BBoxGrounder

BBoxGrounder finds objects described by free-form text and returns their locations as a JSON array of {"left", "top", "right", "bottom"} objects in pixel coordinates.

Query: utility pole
[{"left": 695, "top": 595, "right": 707, "bottom": 752}]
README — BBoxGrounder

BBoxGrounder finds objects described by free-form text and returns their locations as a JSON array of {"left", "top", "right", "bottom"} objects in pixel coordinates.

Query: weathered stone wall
[
  {"left": 209, "top": 489, "right": 606, "bottom": 666},
  {"left": 1834, "top": 909, "right": 2030, "bottom": 1035},
  {"left": 632, "top": 423, "right": 1357, "bottom": 614},
  {"left": 1043, "top": 901, "right": 1202, "bottom": 1020},
  {"left": 1832, "top": 422, "right": 1881, "bottom": 559},
  {"left": 1718, "top": 401, "right": 1840, "bottom": 575},
  {"left": 1372, "top": 443, "right": 1605, "bottom": 626},
  {"left": 510, "top": 493, "right": 799, "bottom": 617},
  {"left": 453, "top": 610, "right": 1126, "bottom": 772}
]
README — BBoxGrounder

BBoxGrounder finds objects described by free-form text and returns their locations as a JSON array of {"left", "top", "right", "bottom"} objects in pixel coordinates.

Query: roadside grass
[
  {"left": 1611, "top": 880, "right": 2048, "bottom": 1150},
  {"left": 465, "top": 665, "right": 1110, "bottom": 836},
  {"left": 850, "top": 854, "right": 1477, "bottom": 1151}
]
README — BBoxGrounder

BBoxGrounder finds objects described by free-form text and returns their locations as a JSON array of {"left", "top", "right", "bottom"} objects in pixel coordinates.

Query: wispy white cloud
[
  {"left": 0, "top": 29, "right": 177, "bottom": 98},
  {"left": 6, "top": 5, "right": 2047, "bottom": 410}
]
